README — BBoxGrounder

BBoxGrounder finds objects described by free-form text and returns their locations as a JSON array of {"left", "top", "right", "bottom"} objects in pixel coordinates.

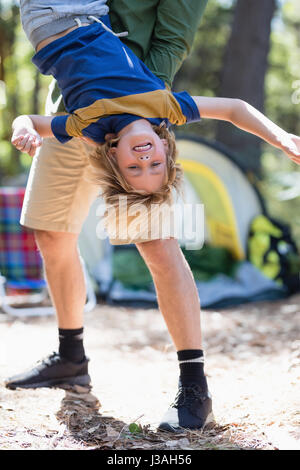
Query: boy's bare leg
[
  {"left": 136, "top": 238, "right": 203, "bottom": 350},
  {"left": 34, "top": 230, "right": 85, "bottom": 329}
]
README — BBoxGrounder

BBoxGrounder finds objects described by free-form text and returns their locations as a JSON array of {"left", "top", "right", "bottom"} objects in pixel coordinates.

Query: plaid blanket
[{"left": 0, "top": 187, "right": 44, "bottom": 286}]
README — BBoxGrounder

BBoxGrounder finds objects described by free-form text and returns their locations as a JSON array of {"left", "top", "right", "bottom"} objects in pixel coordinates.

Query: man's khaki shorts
[
  {"left": 20, "top": 136, "right": 177, "bottom": 245},
  {"left": 21, "top": 136, "right": 100, "bottom": 234}
]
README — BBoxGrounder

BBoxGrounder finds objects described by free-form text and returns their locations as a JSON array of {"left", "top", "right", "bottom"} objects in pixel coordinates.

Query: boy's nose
[{"left": 138, "top": 155, "right": 150, "bottom": 161}]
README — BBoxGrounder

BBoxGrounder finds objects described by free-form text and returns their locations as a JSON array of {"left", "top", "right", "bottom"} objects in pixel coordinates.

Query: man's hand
[{"left": 11, "top": 126, "right": 42, "bottom": 158}]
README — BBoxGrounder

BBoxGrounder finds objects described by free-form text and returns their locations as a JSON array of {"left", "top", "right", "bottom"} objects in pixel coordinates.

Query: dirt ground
[{"left": 0, "top": 294, "right": 299, "bottom": 451}]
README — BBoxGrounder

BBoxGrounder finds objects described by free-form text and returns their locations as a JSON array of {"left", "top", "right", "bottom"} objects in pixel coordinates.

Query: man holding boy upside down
[
  {"left": 7, "top": 0, "right": 300, "bottom": 432},
  {"left": 6, "top": 0, "right": 215, "bottom": 432}
]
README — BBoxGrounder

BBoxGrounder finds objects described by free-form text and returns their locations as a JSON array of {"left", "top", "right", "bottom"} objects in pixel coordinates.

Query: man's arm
[
  {"left": 193, "top": 96, "right": 300, "bottom": 164},
  {"left": 108, "top": 0, "right": 208, "bottom": 88},
  {"left": 144, "top": 0, "right": 208, "bottom": 87},
  {"left": 11, "top": 115, "right": 54, "bottom": 157}
]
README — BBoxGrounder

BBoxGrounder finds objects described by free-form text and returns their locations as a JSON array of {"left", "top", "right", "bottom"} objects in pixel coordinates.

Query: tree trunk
[{"left": 216, "top": 0, "right": 276, "bottom": 175}]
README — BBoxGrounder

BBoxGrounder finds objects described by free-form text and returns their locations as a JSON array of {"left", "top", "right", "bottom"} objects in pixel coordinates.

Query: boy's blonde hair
[{"left": 87, "top": 124, "right": 184, "bottom": 207}]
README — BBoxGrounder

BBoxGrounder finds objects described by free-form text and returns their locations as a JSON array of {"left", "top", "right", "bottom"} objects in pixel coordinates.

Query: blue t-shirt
[{"left": 32, "top": 15, "right": 201, "bottom": 144}]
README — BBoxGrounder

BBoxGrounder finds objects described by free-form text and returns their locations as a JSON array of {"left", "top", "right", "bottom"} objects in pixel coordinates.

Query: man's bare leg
[
  {"left": 6, "top": 231, "right": 212, "bottom": 429},
  {"left": 37, "top": 233, "right": 203, "bottom": 353},
  {"left": 4, "top": 230, "right": 91, "bottom": 390},
  {"left": 136, "top": 238, "right": 213, "bottom": 431},
  {"left": 136, "top": 238, "right": 202, "bottom": 350},
  {"left": 34, "top": 230, "right": 85, "bottom": 329}
]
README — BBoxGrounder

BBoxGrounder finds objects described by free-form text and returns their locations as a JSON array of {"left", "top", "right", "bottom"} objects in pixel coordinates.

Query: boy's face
[{"left": 109, "top": 126, "right": 168, "bottom": 193}]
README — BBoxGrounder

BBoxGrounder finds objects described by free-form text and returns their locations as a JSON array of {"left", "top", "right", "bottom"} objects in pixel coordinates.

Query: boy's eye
[{"left": 127, "top": 162, "right": 161, "bottom": 170}]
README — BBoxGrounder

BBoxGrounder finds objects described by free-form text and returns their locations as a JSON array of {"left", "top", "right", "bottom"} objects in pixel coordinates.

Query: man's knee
[
  {"left": 136, "top": 238, "right": 181, "bottom": 272},
  {"left": 34, "top": 229, "right": 79, "bottom": 262}
]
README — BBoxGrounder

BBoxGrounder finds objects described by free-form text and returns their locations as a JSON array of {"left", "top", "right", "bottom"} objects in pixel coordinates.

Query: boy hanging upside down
[{"left": 13, "top": 2, "right": 300, "bottom": 210}]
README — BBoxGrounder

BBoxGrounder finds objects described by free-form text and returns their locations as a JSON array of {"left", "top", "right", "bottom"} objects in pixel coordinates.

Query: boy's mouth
[{"left": 132, "top": 142, "right": 152, "bottom": 152}]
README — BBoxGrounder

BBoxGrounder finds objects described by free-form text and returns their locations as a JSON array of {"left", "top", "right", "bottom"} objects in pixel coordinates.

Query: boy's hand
[
  {"left": 274, "top": 132, "right": 300, "bottom": 165},
  {"left": 11, "top": 127, "right": 42, "bottom": 158}
]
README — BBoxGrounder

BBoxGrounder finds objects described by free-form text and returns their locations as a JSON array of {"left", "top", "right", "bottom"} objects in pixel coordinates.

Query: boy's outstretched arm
[
  {"left": 193, "top": 96, "right": 300, "bottom": 164},
  {"left": 11, "top": 115, "right": 54, "bottom": 157}
]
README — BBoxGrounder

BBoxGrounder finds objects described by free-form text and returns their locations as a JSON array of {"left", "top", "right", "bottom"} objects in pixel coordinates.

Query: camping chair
[{"left": 0, "top": 187, "right": 96, "bottom": 317}]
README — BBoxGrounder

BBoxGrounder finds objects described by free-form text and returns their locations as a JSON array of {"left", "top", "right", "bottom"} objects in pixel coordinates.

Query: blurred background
[{"left": 0, "top": 0, "right": 299, "bottom": 246}]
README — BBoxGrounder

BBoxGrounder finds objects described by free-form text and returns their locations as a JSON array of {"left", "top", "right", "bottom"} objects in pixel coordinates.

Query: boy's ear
[
  {"left": 105, "top": 133, "right": 117, "bottom": 142},
  {"left": 108, "top": 146, "right": 117, "bottom": 160},
  {"left": 105, "top": 132, "right": 118, "bottom": 159},
  {"left": 161, "top": 138, "right": 169, "bottom": 152}
]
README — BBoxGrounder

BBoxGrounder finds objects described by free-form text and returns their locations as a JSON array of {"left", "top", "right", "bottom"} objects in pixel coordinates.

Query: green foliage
[{"left": 128, "top": 423, "right": 142, "bottom": 434}]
